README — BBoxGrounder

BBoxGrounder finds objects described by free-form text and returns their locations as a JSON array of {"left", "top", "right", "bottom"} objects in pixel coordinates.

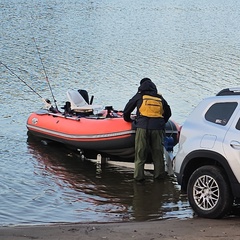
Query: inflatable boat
[{"left": 27, "top": 89, "right": 180, "bottom": 161}]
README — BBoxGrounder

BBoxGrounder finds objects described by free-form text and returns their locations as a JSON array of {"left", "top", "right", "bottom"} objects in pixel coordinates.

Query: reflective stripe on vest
[{"left": 139, "top": 95, "right": 164, "bottom": 118}]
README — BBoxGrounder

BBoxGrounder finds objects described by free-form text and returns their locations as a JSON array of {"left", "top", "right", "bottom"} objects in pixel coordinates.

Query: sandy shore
[{"left": 1, "top": 217, "right": 240, "bottom": 240}]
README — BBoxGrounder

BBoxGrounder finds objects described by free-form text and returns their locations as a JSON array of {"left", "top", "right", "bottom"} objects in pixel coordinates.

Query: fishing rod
[
  {"left": 32, "top": 36, "right": 58, "bottom": 111},
  {"left": 1, "top": 61, "right": 53, "bottom": 109},
  {"left": 1, "top": 61, "right": 43, "bottom": 99}
]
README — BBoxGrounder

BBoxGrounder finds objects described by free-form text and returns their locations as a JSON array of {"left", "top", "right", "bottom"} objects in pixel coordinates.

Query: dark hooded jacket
[{"left": 123, "top": 79, "right": 171, "bottom": 130}]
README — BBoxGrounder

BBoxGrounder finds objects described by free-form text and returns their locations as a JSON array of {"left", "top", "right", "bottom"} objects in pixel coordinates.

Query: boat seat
[
  {"left": 78, "top": 89, "right": 89, "bottom": 104},
  {"left": 67, "top": 89, "right": 103, "bottom": 112}
]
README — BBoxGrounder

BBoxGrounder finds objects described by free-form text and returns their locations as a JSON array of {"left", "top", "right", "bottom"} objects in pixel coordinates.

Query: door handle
[{"left": 230, "top": 141, "right": 240, "bottom": 150}]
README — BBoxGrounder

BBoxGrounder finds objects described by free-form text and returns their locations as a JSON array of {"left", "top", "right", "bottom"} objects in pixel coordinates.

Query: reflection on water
[{"left": 26, "top": 136, "right": 192, "bottom": 223}]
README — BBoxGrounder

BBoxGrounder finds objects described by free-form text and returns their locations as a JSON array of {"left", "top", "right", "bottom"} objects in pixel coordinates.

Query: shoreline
[{"left": 1, "top": 217, "right": 240, "bottom": 240}]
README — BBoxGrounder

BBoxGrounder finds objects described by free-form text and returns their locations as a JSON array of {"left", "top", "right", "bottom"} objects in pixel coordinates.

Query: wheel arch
[{"left": 179, "top": 150, "right": 240, "bottom": 198}]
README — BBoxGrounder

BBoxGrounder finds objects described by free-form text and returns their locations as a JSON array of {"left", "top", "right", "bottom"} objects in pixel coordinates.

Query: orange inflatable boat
[{"left": 26, "top": 90, "right": 180, "bottom": 160}]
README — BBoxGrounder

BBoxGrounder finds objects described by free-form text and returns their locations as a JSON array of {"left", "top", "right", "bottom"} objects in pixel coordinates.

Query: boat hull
[{"left": 27, "top": 110, "right": 179, "bottom": 160}]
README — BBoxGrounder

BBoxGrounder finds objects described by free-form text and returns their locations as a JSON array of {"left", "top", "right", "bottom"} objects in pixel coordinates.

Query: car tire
[{"left": 187, "top": 165, "right": 233, "bottom": 219}]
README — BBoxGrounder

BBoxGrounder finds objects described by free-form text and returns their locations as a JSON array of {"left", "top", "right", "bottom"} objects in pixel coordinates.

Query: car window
[
  {"left": 236, "top": 118, "right": 240, "bottom": 130},
  {"left": 205, "top": 102, "right": 238, "bottom": 126}
]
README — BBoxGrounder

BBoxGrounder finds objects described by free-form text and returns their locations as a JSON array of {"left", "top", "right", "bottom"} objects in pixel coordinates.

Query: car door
[{"left": 223, "top": 108, "right": 240, "bottom": 183}]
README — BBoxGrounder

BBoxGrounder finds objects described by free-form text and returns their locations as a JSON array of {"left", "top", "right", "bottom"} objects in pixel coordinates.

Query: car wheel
[{"left": 187, "top": 165, "right": 233, "bottom": 218}]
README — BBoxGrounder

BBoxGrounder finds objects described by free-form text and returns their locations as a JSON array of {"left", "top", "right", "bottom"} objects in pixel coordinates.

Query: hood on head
[{"left": 138, "top": 78, "right": 157, "bottom": 94}]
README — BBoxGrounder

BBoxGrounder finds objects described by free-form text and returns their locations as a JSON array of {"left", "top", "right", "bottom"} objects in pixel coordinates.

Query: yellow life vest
[{"left": 139, "top": 95, "right": 164, "bottom": 118}]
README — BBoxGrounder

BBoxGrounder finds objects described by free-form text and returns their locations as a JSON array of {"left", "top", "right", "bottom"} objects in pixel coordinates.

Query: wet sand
[{"left": 1, "top": 217, "right": 240, "bottom": 240}]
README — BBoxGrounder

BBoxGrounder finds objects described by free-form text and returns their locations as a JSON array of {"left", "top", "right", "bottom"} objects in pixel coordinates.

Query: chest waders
[{"left": 134, "top": 95, "right": 165, "bottom": 181}]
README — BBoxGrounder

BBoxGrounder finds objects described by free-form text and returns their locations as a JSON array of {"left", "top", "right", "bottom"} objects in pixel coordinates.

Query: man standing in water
[{"left": 123, "top": 78, "right": 171, "bottom": 182}]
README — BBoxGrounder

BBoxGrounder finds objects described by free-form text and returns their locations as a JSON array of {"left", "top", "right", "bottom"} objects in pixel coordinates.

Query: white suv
[{"left": 174, "top": 87, "right": 240, "bottom": 218}]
